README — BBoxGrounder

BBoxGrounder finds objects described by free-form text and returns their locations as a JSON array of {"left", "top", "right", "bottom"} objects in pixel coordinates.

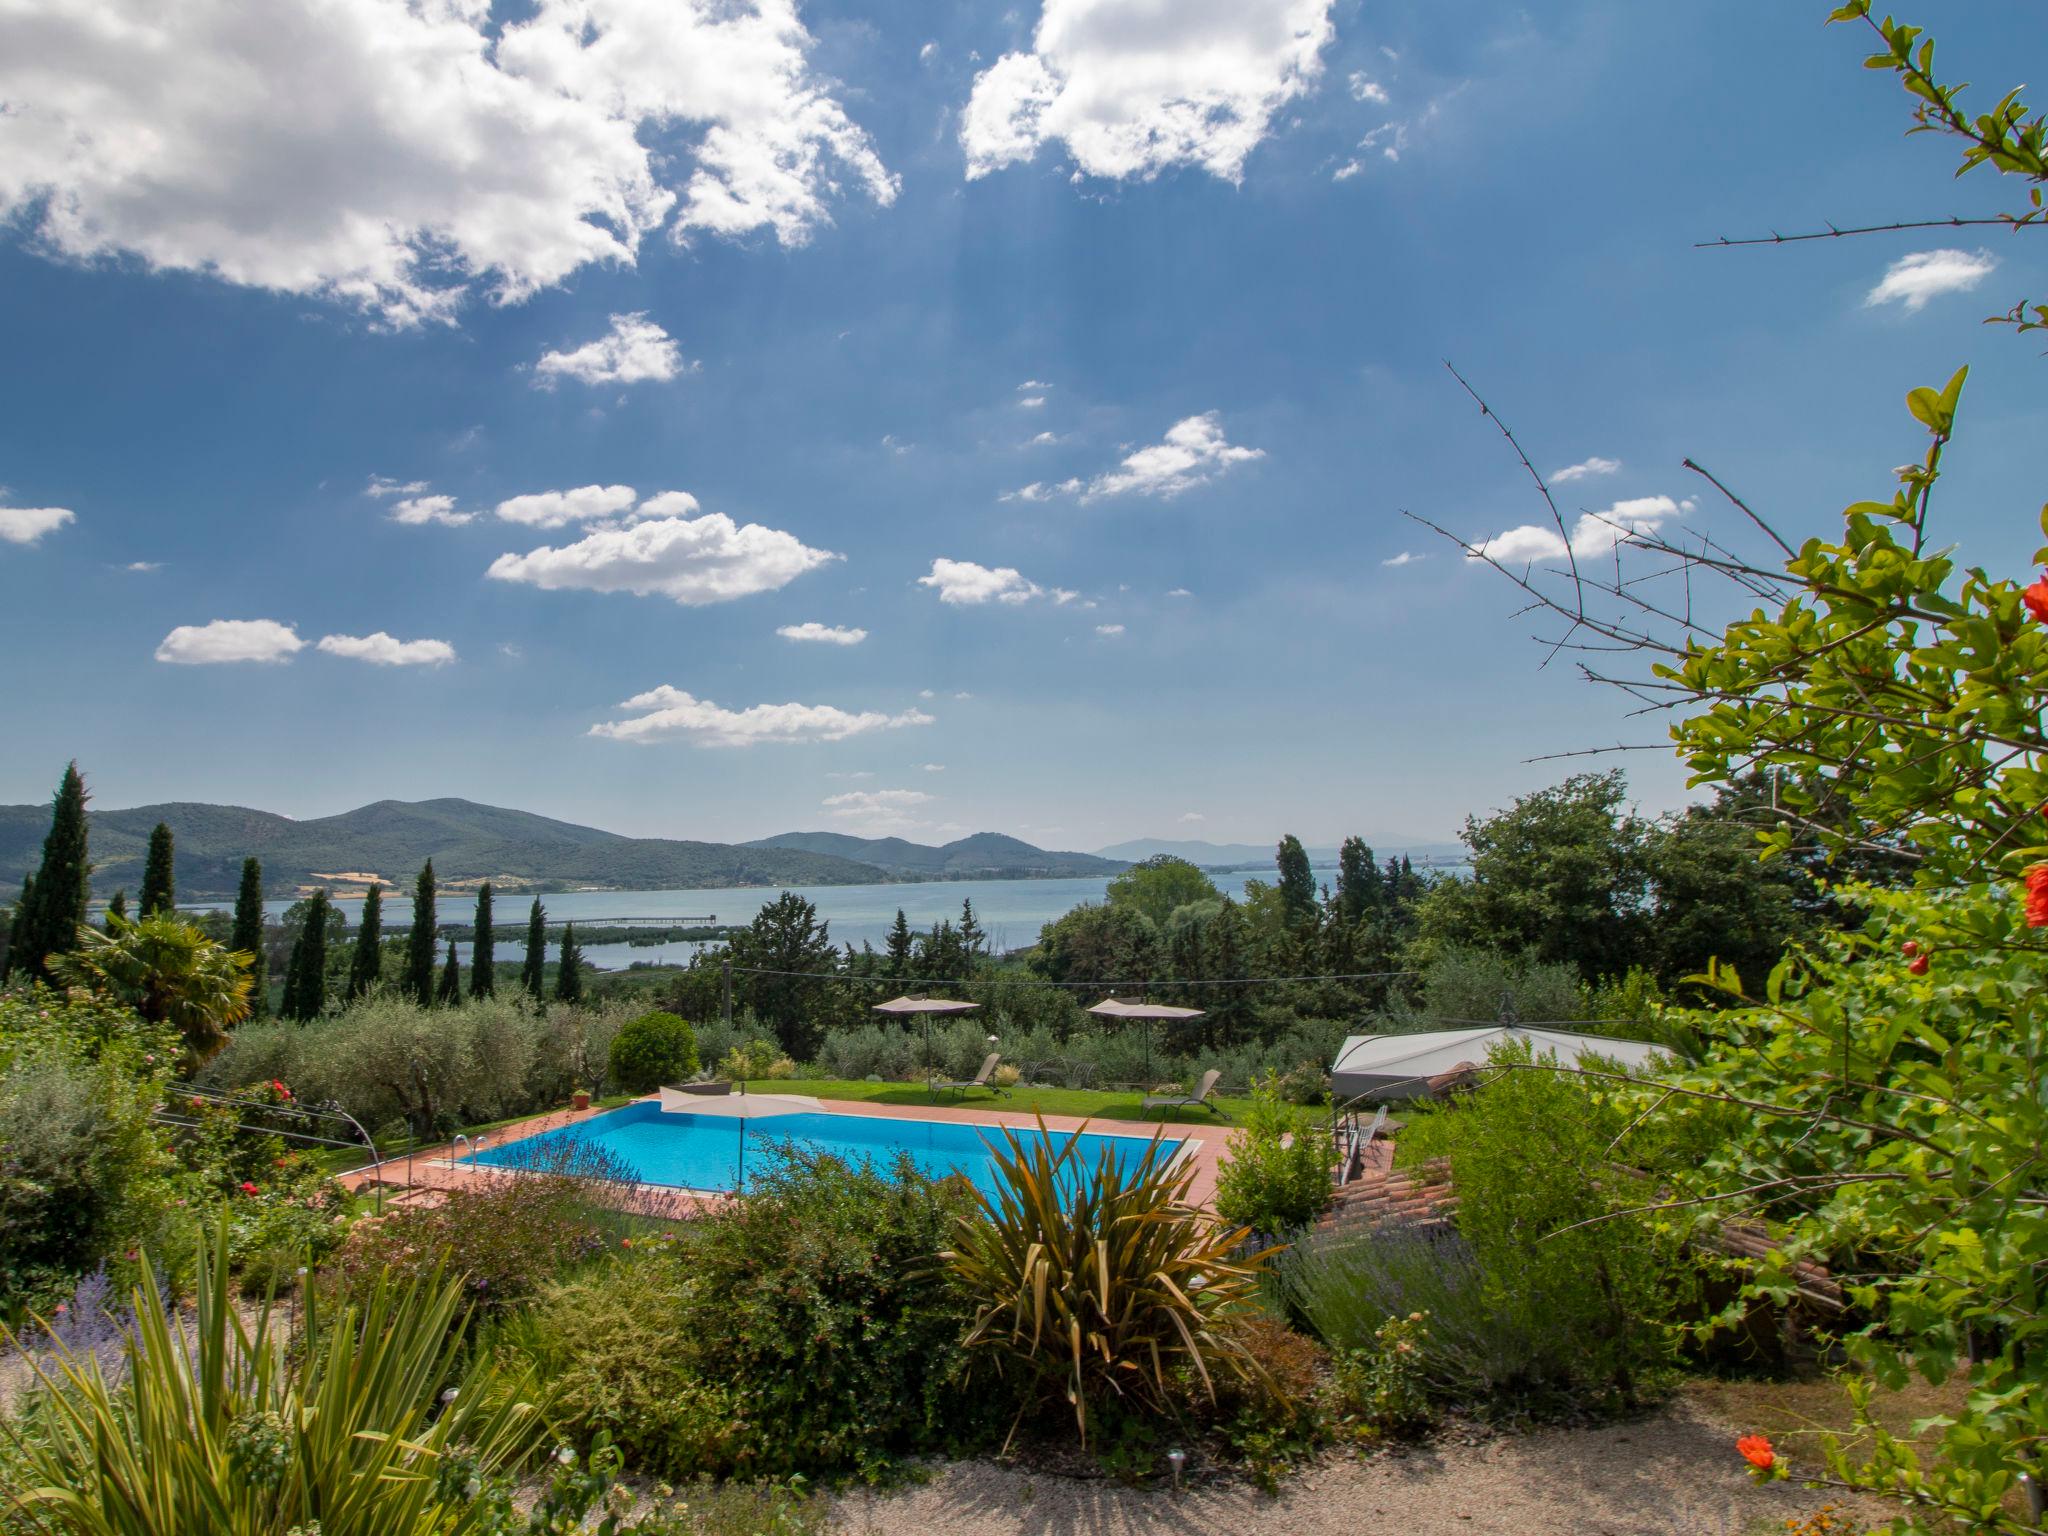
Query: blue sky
[{"left": 1, "top": 0, "right": 2042, "bottom": 852}]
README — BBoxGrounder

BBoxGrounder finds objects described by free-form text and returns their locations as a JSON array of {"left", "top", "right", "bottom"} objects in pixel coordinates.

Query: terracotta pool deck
[{"left": 334, "top": 1092, "right": 1320, "bottom": 1216}]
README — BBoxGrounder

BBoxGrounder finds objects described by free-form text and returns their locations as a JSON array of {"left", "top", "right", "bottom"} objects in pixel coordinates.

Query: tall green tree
[
  {"left": 960, "top": 898, "right": 987, "bottom": 964},
  {"left": 1335, "top": 836, "right": 1383, "bottom": 923},
  {"left": 347, "top": 882, "right": 384, "bottom": 1000},
  {"left": 105, "top": 890, "right": 127, "bottom": 924},
  {"left": 138, "top": 822, "right": 175, "bottom": 918},
  {"left": 436, "top": 938, "right": 463, "bottom": 1006},
  {"left": 230, "top": 858, "right": 266, "bottom": 1018},
  {"left": 468, "top": 883, "right": 495, "bottom": 998},
  {"left": 4, "top": 762, "right": 91, "bottom": 983},
  {"left": 554, "top": 923, "right": 584, "bottom": 1004},
  {"left": 1275, "top": 835, "right": 1318, "bottom": 927},
  {"left": 885, "top": 909, "right": 914, "bottom": 978},
  {"left": 726, "top": 892, "right": 835, "bottom": 1057},
  {"left": 522, "top": 898, "right": 547, "bottom": 999},
  {"left": 403, "top": 860, "right": 438, "bottom": 1007},
  {"left": 1106, "top": 855, "right": 1221, "bottom": 929},
  {"left": 0, "top": 873, "right": 31, "bottom": 980},
  {"left": 286, "top": 890, "right": 329, "bottom": 1021}
]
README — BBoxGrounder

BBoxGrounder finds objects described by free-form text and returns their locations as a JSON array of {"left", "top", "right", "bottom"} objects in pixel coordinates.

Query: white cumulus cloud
[
  {"left": 494, "top": 484, "right": 645, "bottom": 528},
  {"left": 961, "top": 0, "right": 1335, "bottom": 183},
  {"left": 1865, "top": 248, "right": 1999, "bottom": 313},
  {"left": 1348, "top": 71, "right": 1388, "bottom": 103},
  {"left": 1381, "top": 550, "right": 1422, "bottom": 567},
  {"left": 919, "top": 762, "right": 946, "bottom": 772},
  {"left": 489, "top": 510, "right": 837, "bottom": 604},
  {"left": 1179, "top": 810, "right": 1204, "bottom": 822},
  {"left": 0, "top": 0, "right": 896, "bottom": 326},
  {"left": 823, "top": 787, "right": 936, "bottom": 834},
  {"left": 1085, "top": 411, "right": 1262, "bottom": 500},
  {"left": 317, "top": 631, "right": 457, "bottom": 666},
  {"left": 1473, "top": 495, "right": 1689, "bottom": 565},
  {"left": 777, "top": 622, "right": 867, "bottom": 645},
  {"left": 0, "top": 506, "right": 76, "bottom": 545},
  {"left": 918, "top": 558, "right": 1046, "bottom": 605},
  {"left": 1551, "top": 456, "right": 1620, "bottom": 484},
  {"left": 155, "top": 618, "right": 305, "bottom": 665},
  {"left": 591, "top": 686, "right": 934, "bottom": 746},
  {"left": 1094, "top": 623, "right": 1124, "bottom": 636},
  {"left": 534, "top": 312, "right": 689, "bottom": 387}
]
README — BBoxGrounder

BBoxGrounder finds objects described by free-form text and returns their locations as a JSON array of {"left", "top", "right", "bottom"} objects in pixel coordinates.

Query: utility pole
[{"left": 721, "top": 955, "right": 733, "bottom": 1029}]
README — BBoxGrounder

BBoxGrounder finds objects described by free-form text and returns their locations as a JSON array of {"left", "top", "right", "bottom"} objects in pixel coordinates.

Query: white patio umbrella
[
  {"left": 872, "top": 995, "right": 983, "bottom": 1093},
  {"left": 1085, "top": 997, "right": 1207, "bottom": 1086}
]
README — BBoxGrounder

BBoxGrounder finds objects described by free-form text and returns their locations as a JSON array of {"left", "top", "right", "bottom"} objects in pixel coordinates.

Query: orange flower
[
  {"left": 2027, "top": 865, "right": 2048, "bottom": 928},
  {"left": 2026, "top": 575, "right": 2048, "bottom": 625},
  {"left": 1737, "top": 1434, "right": 1775, "bottom": 1472}
]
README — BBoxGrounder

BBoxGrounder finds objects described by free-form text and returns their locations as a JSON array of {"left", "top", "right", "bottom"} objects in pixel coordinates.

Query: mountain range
[
  {"left": 744, "top": 831, "right": 1122, "bottom": 880},
  {"left": 0, "top": 797, "right": 1126, "bottom": 899}
]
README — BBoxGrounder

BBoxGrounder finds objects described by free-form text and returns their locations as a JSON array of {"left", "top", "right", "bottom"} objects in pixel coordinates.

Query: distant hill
[
  {"left": 1096, "top": 837, "right": 1469, "bottom": 869},
  {"left": 746, "top": 830, "right": 1125, "bottom": 880},
  {"left": 0, "top": 796, "right": 890, "bottom": 898}
]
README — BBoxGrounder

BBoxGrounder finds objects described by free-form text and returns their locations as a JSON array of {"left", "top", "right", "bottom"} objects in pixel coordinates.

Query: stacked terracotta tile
[{"left": 1316, "top": 1153, "right": 1457, "bottom": 1236}]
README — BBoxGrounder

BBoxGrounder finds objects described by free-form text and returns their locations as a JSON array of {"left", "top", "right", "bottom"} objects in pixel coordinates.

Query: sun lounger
[
  {"left": 1142, "top": 1068, "right": 1226, "bottom": 1119},
  {"left": 931, "top": 1051, "right": 1008, "bottom": 1100}
]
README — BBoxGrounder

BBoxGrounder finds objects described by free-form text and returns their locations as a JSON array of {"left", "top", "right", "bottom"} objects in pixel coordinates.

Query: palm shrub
[
  {"left": 54, "top": 914, "right": 252, "bottom": 1064},
  {"left": 945, "top": 1119, "right": 1273, "bottom": 1443},
  {"left": 4, "top": 1221, "right": 549, "bottom": 1536},
  {"left": 607, "top": 1011, "right": 699, "bottom": 1093},
  {"left": 1213, "top": 1073, "right": 1335, "bottom": 1235}
]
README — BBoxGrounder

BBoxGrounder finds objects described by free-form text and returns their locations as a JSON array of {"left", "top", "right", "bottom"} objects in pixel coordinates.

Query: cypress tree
[
  {"left": 554, "top": 923, "right": 584, "bottom": 1003},
  {"left": 106, "top": 890, "right": 128, "bottom": 924},
  {"left": 231, "top": 858, "right": 266, "bottom": 1017},
  {"left": 403, "top": 860, "right": 438, "bottom": 1007},
  {"left": 885, "top": 909, "right": 913, "bottom": 978},
  {"left": 469, "top": 883, "right": 496, "bottom": 999},
  {"left": 279, "top": 929, "right": 304, "bottom": 1021},
  {"left": 521, "top": 898, "right": 547, "bottom": 1000},
  {"left": 347, "top": 882, "right": 384, "bottom": 1000},
  {"left": 1276, "top": 834, "right": 1318, "bottom": 927},
  {"left": 289, "top": 891, "right": 329, "bottom": 1020},
  {"left": 436, "top": 938, "right": 463, "bottom": 1006},
  {"left": 1335, "top": 836, "right": 1381, "bottom": 924},
  {"left": 138, "top": 822, "right": 175, "bottom": 917},
  {"left": 9, "top": 763, "right": 91, "bottom": 983}
]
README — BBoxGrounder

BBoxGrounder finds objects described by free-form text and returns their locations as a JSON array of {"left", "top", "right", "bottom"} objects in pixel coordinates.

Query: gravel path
[{"left": 833, "top": 1393, "right": 1877, "bottom": 1535}]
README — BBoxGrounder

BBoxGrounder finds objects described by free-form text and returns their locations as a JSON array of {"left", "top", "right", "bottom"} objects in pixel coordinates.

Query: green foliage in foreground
[
  {"left": 947, "top": 1119, "right": 1272, "bottom": 1444},
  {"left": 511, "top": 1149, "right": 987, "bottom": 1483},
  {"left": 3, "top": 1223, "right": 549, "bottom": 1536},
  {"left": 1213, "top": 1075, "right": 1335, "bottom": 1235}
]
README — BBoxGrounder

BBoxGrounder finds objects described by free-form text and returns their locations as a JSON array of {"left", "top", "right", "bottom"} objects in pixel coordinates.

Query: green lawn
[{"left": 792, "top": 1076, "right": 1257, "bottom": 1125}]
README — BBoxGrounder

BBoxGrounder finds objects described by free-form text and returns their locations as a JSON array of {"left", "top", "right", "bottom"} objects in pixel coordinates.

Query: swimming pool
[{"left": 462, "top": 1100, "right": 1185, "bottom": 1197}]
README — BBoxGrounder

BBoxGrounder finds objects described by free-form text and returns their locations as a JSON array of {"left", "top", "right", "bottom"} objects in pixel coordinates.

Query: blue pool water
[{"left": 464, "top": 1100, "right": 1184, "bottom": 1197}]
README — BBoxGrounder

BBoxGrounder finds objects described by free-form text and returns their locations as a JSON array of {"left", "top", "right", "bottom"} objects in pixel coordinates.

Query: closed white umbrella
[{"left": 1330, "top": 1025, "right": 1664, "bottom": 1103}]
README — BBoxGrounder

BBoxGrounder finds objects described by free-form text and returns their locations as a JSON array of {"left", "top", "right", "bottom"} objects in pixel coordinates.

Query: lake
[{"left": 196, "top": 865, "right": 1458, "bottom": 971}]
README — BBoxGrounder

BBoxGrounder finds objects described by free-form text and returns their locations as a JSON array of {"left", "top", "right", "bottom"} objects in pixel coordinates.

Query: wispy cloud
[
  {"left": 590, "top": 687, "right": 934, "bottom": 747},
  {"left": 1550, "top": 456, "right": 1620, "bottom": 484},
  {"left": 1094, "top": 623, "right": 1125, "bottom": 636},
  {"left": 1865, "top": 248, "right": 1998, "bottom": 312},
  {"left": 777, "top": 622, "right": 868, "bottom": 646},
  {"left": 1381, "top": 551, "right": 1422, "bottom": 567}
]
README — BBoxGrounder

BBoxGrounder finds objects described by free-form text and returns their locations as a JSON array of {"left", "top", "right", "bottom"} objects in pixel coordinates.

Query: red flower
[
  {"left": 2025, "top": 575, "right": 2048, "bottom": 625},
  {"left": 239, "top": 1181, "right": 259, "bottom": 1196},
  {"left": 1908, "top": 953, "right": 1930, "bottom": 976},
  {"left": 2027, "top": 865, "right": 2048, "bottom": 929},
  {"left": 1736, "top": 1434, "right": 1775, "bottom": 1472}
]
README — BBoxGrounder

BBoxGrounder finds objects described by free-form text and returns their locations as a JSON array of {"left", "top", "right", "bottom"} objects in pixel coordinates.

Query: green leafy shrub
[
  {"left": 608, "top": 1011, "right": 700, "bottom": 1093},
  {"left": 514, "top": 1148, "right": 984, "bottom": 1481},
  {"left": 946, "top": 1119, "right": 1272, "bottom": 1443},
  {"left": 719, "top": 1038, "right": 793, "bottom": 1081},
  {"left": 1394, "top": 1041, "right": 1685, "bottom": 1408},
  {"left": 1213, "top": 1074, "right": 1334, "bottom": 1234},
  {"left": 8, "top": 1220, "right": 549, "bottom": 1536},
  {"left": 1331, "top": 1311, "right": 1434, "bottom": 1438},
  {"left": 0, "top": 986, "right": 178, "bottom": 1304}
]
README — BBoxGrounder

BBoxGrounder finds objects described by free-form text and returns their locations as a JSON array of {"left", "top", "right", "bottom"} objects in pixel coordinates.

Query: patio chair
[
  {"left": 931, "top": 1051, "right": 1009, "bottom": 1100},
  {"left": 1143, "top": 1069, "right": 1226, "bottom": 1120}
]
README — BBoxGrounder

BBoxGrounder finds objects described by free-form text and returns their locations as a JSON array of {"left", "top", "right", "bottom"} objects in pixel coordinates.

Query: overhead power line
[{"left": 724, "top": 964, "right": 1417, "bottom": 990}]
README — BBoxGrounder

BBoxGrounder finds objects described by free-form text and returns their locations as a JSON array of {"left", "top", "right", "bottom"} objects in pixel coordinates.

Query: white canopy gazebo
[
  {"left": 1330, "top": 1025, "right": 1665, "bottom": 1104},
  {"left": 1086, "top": 997, "right": 1206, "bottom": 1086}
]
